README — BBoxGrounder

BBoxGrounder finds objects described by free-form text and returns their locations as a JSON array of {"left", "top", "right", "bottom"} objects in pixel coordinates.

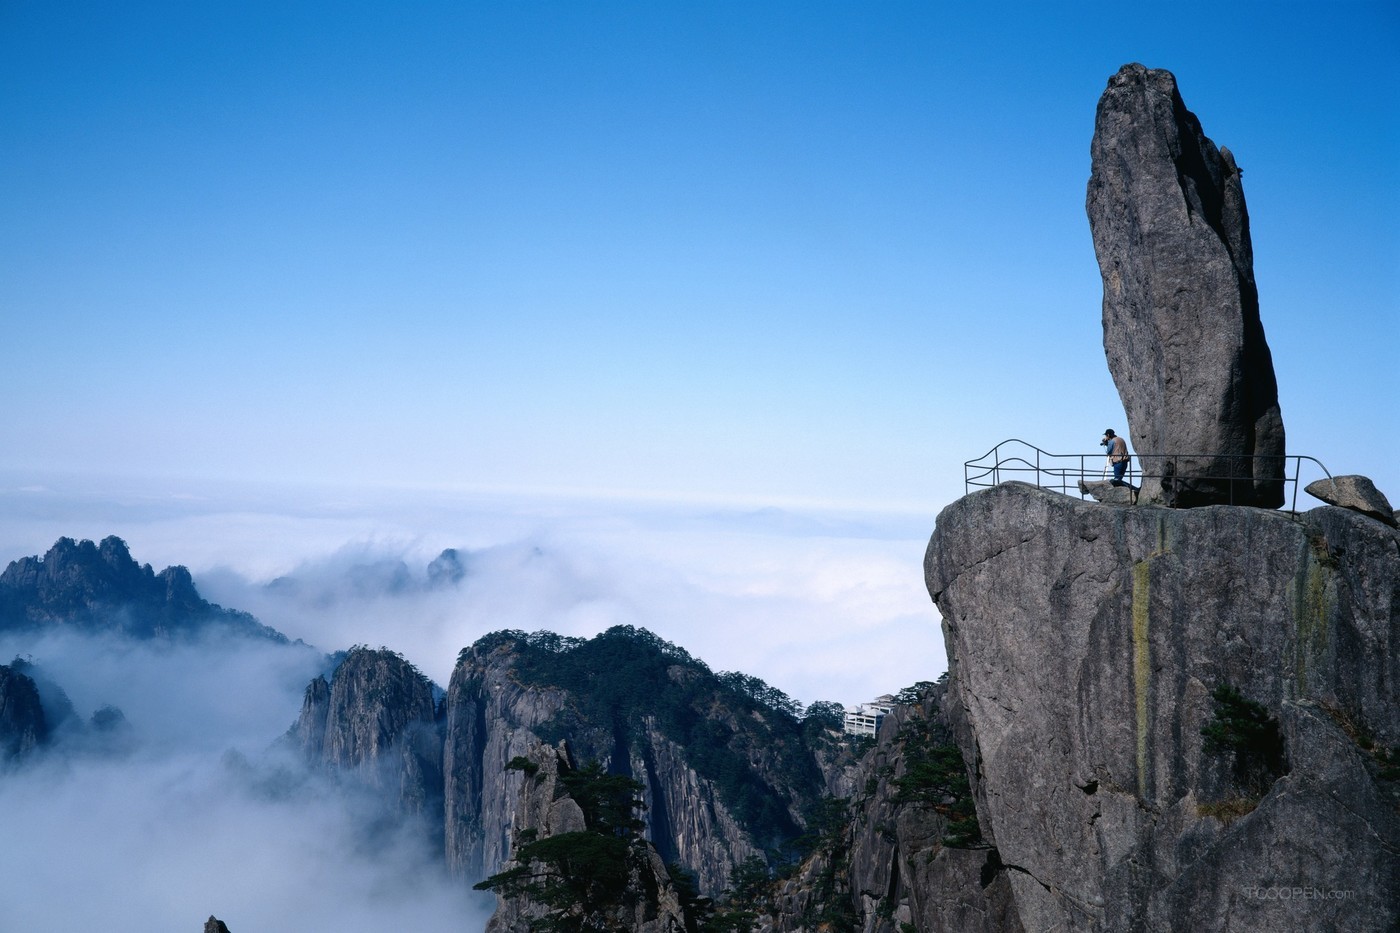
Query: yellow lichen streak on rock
[
  {"left": 1132, "top": 558, "right": 1151, "bottom": 799},
  {"left": 1294, "top": 534, "right": 1333, "bottom": 692}
]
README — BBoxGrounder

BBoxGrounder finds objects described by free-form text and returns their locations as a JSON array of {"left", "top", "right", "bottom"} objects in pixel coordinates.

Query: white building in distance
[{"left": 843, "top": 695, "right": 896, "bottom": 737}]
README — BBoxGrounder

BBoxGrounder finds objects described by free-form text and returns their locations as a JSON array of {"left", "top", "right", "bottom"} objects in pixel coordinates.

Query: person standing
[{"left": 1102, "top": 429, "right": 1131, "bottom": 486}]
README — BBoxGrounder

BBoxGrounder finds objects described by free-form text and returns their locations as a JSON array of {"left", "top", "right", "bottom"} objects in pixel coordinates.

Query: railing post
[{"left": 1291, "top": 456, "right": 1300, "bottom": 513}]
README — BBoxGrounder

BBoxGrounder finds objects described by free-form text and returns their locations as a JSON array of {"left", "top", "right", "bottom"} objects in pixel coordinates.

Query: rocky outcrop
[
  {"left": 203, "top": 918, "right": 231, "bottom": 933},
  {"left": 0, "top": 663, "right": 48, "bottom": 763},
  {"left": 763, "top": 686, "right": 1022, "bottom": 933},
  {"left": 1306, "top": 474, "right": 1397, "bottom": 527},
  {"left": 481, "top": 742, "right": 691, "bottom": 933},
  {"left": 843, "top": 692, "right": 1022, "bottom": 933},
  {"left": 295, "top": 627, "right": 827, "bottom": 905},
  {"left": 1078, "top": 479, "right": 1135, "bottom": 505},
  {"left": 926, "top": 482, "right": 1399, "bottom": 932},
  {"left": 290, "top": 647, "right": 444, "bottom": 826},
  {"left": 442, "top": 636, "right": 573, "bottom": 883},
  {"left": 443, "top": 628, "right": 822, "bottom": 896},
  {"left": 1087, "top": 64, "right": 1285, "bottom": 508},
  {"left": 427, "top": 548, "right": 467, "bottom": 586},
  {"left": 0, "top": 536, "right": 286, "bottom": 642},
  {"left": 0, "top": 658, "right": 132, "bottom": 761},
  {"left": 7, "top": 656, "right": 78, "bottom": 735}
]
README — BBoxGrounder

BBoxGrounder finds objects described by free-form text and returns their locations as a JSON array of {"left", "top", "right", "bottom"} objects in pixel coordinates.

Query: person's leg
[{"left": 1112, "top": 460, "right": 1127, "bottom": 486}]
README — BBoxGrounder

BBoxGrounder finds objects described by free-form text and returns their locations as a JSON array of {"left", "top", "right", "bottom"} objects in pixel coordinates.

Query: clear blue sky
[{"left": 2, "top": 1, "right": 1397, "bottom": 512}]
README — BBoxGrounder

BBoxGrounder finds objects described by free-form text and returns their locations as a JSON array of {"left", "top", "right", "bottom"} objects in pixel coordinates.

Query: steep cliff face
[
  {"left": 0, "top": 536, "right": 286, "bottom": 642},
  {"left": 443, "top": 635, "right": 573, "bottom": 883},
  {"left": 842, "top": 691, "right": 1021, "bottom": 933},
  {"left": 0, "top": 663, "right": 48, "bottom": 763},
  {"left": 295, "top": 626, "right": 829, "bottom": 906},
  {"left": 925, "top": 483, "right": 1399, "bottom": 932},
  {"left": 480, "top": 742, "right": 692, "bottom": 933},
  {"left": 291, "top": 647, "right": 444, "bottom": 826},
  {"left": 763, "top": 685, "right": 1022, "bottom": 933},
  {"left": 443, "top": 627, "right": 829, "bottom": 896}
]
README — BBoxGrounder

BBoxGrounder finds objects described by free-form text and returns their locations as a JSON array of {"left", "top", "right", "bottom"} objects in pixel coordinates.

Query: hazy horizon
[{"left": 1, "top": 473, "right": 944, "bottom": 705}]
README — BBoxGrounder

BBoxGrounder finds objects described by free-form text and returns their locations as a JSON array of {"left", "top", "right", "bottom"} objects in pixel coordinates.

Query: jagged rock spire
[{"left": 1087, "top": 63, "right": 1285, "bottom": 507}]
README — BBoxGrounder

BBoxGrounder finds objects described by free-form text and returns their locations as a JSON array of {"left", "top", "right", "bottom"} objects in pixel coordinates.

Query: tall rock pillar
[{"left": 1087, "top": 63, "right": 1285, "bottom": 507}]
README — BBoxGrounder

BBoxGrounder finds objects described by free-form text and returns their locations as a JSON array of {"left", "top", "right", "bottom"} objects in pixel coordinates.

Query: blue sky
[
  {"left": 3, "top": 1, "right": 1395, "bottom": 512},
  {"left": 0, "top": 3, "right": 1397, "bottom": 713}
]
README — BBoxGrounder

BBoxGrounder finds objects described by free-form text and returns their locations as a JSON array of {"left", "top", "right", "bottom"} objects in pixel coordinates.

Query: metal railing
[{"left": 964, "top": 439, "right": 1335, "bottom": 513}]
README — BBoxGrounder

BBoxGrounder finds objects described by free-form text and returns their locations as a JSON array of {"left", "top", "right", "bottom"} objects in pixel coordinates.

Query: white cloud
[
  {"left": 2, "top": 478, "right": 946, "bottom": 701},
  {"left": 0, "top": 629, "right": 492, "bottom": 933},
  {"left": 179, "top": 490, "right": 947, "bottom": 703},
  {"left": 0, "top": 479, "right": 945, "bottom": 932}
]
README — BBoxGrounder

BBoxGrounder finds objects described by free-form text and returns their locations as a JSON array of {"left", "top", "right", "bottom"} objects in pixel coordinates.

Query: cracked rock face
[
  {"left": 442, "top": 636, "right": 780, "bottom": 896},
  {"left": 291, "top": 647, "right": 444, "bottom": 827},
  {"left": 1087, "top": 64, "right": 1285, "bottom": 508},
  {"left": 482, "top": 743, "right": 690, "bottom": 933},
  {"left": 925, "top": 483, "right": 1399, "bottom": 932}
]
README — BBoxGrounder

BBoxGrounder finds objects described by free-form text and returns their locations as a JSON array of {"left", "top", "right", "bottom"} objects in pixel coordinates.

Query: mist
[
  {"left": 0, "top": 629, "right": 493, "bottom": 932},
  {"left": 0, "top": 476, "right": 944, "bottom": 931},
  {"left": 186, "top": 493, "right": 945, "bottom": 705}
]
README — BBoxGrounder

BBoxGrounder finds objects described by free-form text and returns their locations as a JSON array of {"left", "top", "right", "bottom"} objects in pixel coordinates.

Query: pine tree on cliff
[{"left": 475, "top": 759, "right": 662, "bottom": 932}]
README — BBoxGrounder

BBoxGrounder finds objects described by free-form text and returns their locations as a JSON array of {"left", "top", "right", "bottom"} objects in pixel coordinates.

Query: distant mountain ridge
[{"left": 0, "top": 535, "right": 288, "bottom": 642}]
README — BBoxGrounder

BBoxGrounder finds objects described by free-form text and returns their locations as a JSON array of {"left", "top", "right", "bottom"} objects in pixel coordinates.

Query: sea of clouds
[{"left": 0, "top": 474, "right": 945, "bottom": 931}]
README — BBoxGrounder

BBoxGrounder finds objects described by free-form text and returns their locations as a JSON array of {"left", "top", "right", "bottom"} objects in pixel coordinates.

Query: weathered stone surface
[
  {"left": 1078, "top": 479, "right": 1136, "bottom": 505},
  {"left": 1087, "top": 64, "right": 1285, "bottom": 508},
  {"left": 442, "top": 637, "right": 573, "bottom": 883},
  {"left": 631, "top": 717, "right": 765, "bottom": 893},
  {"left": 289, "top": 675, "right": 330, "bottom": 758},
  {"left": 203, "top": 917, "right": 231, "bottom": 933},
  {"left": 443, "top": 630, "right": 806, "bottom": 896},
  {"left": 925, "top": 482, "right": 1399, "bottom": 932},
  {"left": 290, "top": 647, "right": 443, "bottom": 828},
  {"left": 791, "top": 688, "right": 1021, "bottom": 933},
  {"left": 482, "top": 742, "right": 690, "bottom": 933},
  {"left": 1305, "top": 474, "right": 1397, "bottom": 527}
]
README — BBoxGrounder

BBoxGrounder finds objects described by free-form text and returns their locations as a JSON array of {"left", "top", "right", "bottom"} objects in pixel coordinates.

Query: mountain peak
[{"left": 0, "top": 536, "right": 288, "bottom": 643}]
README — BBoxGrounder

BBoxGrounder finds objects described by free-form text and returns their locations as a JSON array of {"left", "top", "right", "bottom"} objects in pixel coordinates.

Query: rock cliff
[
  {"left": 290, "top": 646, "right": 445, "bottom": 833},
  {"left": 479, "top": 742, "right": 692, "bottom": 933},
  {"left": 295, "top": 626, "right": 836, "bottom": 903},
  {"left": 0, "top": 536, "right": 286, "bottom": 642},
  {"left": 925, "top": 482, "right": 1399, "bottom": 931},
  {"left": 759, "top": 683, "right": 1021, "bottom": 933},
  {"left": 0, "top": 663, "right": 48, "bottom": 763},
  {"left": 443, "top": 627, "right": 831, "bottom": 896},
  {"left": 1087, "top": 64, "right": 1285, "bottom": 507}
]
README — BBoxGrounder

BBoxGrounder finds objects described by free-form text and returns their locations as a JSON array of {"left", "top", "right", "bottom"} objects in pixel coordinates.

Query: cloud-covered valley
[
  {"left": 0, "top": 629, "right": 490, "bottom": 932},
  {"left": 0, "top": 478, "right": 944, "bottom": 931}
]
